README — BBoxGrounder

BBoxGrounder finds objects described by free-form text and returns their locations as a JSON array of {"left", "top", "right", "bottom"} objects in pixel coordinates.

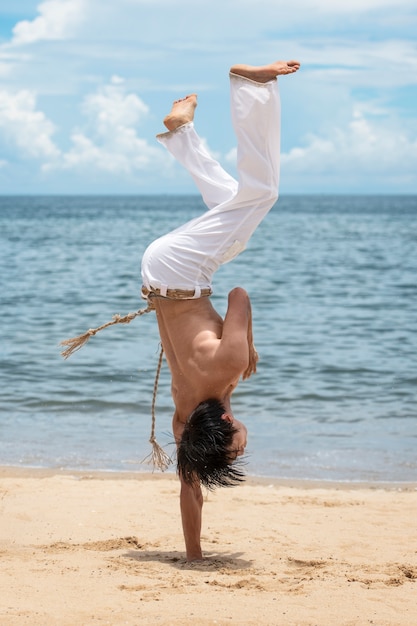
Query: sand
[{"left": 0, "top": 467, "right": 416, "bottom": 626}]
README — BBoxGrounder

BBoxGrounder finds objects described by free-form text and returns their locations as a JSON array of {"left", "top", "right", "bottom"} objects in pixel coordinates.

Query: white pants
[{"left": 141, "top": 72, "right": 281, "bottom": 297}]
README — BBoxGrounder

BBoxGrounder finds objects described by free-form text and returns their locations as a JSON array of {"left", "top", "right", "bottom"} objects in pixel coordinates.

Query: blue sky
[{"left": 0, "top": 0, "right": 416, "bottom": 194}]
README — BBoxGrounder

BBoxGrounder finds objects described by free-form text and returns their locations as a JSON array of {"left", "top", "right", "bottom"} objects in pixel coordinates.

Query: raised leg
[
  {"left": 228, "top": 60, "right": 300, "bottom": 203},
  {"left": 157, "top": 94, "right": 238, "bottom": 209}
]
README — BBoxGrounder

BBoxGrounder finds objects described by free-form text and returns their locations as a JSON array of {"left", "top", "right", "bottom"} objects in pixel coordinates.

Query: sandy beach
[{"left": 1, "top": 467, "right": 416, "bottom": 626}]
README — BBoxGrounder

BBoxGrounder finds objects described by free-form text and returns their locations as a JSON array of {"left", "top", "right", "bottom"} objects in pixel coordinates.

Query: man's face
[
  {"left": 230, "top": 418, "right": 248, "bottom": 458},
  {"left": 221, "top": 413, "right": 248, "bottom": 459}
]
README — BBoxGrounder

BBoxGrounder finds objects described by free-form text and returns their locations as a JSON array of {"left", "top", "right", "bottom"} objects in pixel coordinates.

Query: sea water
[{"left": 1, "top": 195, "right": 416, "bottom": 481}]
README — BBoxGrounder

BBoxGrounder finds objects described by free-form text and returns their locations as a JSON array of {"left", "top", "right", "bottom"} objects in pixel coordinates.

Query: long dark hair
[{"left": 177, "top": 398, "right": 246, "bottom": 489}]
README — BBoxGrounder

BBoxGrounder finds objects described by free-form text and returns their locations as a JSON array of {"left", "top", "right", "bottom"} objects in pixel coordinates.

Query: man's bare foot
[
  {"left": 163, "top": 94, "right": 198, "bottom": 131},
  {"left": 230, "top": 60, "right": 300, "bottom": 83}
]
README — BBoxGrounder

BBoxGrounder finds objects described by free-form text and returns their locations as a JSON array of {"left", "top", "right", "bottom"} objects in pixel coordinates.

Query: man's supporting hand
[{"left": 180, "top": 477, "right": 204, "bottom": 561}]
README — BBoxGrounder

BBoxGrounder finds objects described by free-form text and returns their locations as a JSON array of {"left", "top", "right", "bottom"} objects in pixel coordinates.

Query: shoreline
[{"left": 1, "top": 464, "right": 416, "bottom": 491}]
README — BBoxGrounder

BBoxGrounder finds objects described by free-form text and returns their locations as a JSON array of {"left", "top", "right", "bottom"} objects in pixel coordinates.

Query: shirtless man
[{"left": 141, "top": 59, "right": 300, "bottom": 560}]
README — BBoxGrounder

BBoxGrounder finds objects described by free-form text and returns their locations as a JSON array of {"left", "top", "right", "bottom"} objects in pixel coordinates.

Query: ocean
[{"left": 1, "top": 195, "right": 416, "bottom": 482}]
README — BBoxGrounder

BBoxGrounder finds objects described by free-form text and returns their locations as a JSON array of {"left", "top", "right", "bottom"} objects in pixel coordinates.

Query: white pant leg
[
  {"left": 187, "top": 73, "right": 281, "bottom": 263},
  {"left": 228, "top": 72, "right": 281, "bottom": 206},
  {"left": 157, "top": 123, "right": 238, "bottom": 209}
]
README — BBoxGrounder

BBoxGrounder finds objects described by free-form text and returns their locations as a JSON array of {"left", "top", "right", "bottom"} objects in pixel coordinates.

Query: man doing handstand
[{"left": 140, "top": 59, "right": 300, "bottom": 560}]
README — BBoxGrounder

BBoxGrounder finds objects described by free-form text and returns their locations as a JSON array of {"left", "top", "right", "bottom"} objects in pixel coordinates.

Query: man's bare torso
[{"left": 154, "top": 296, "right": 245, "bottom": 426}]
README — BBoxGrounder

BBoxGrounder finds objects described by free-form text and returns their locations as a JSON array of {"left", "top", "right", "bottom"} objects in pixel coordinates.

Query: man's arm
[
  {"left": 179, "top": 477, "right": 203, "bottom": 561},
  {"left": 220, "top": 287, "right": 258, "bottom": 379},
  {"left": 242, "top": 292, "right": 259, "bottom": 380},
  {"left": 173, "top": 413, "right": 204, "bottom": 561}
]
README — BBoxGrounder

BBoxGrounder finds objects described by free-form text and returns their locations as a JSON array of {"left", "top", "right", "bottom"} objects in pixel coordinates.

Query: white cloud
[
  {"left": 0, "top": 89, "right": 60, "bottom": 159},
  {"left": 281, "top": 107, "right": 417, "bottom": 179},
  {"left": 44, "top": 77, "right": 167, "bottom": 176},
  {"left": 82, "top": 76, "right": 149, "bottom": 135},
  {"left": 11, "top": 0, "right": 86, "bottom": 45},
  {"left": 52, "top": 131, "right": 156, "bottom": 175}
]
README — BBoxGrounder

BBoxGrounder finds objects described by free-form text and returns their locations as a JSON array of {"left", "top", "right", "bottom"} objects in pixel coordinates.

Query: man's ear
[{"left": 221, "top": 413, "right": 233, "bottom": 423}]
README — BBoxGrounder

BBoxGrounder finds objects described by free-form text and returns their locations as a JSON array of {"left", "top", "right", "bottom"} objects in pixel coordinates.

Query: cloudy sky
[{"left": 0, "top": 0, "right": 416, "bottom": 194}]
